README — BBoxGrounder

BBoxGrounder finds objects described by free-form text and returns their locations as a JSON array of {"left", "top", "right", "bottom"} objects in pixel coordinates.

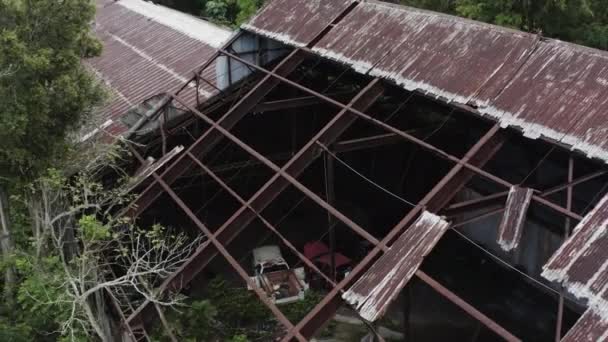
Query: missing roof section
[
  {"left": 497, "top": 186, "right": 534, "bottom": 251},
  {"left": 343, "top": 211, "right": 450, "bottom": 322}
]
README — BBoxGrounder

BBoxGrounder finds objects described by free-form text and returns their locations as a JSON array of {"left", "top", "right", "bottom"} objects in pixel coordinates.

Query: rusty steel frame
[
  {"left": 127, "top": 78, "right": 517, "bottom": 341},
  {"left": 281, "top": 124, "right": 522, "bottom": 341},
  {"left": 125, "top": 0, "right": 362, "bottom": 220},
  {"left": 125, "top": 78, "right": 385, "bottom": 329},
  {"left": 253, "top": 94, "right": 336, "bottom": 112},
  {"left": 125, "top": 48, "right": 307, "bottom": 218},
  {"left": 444, "top": 168, "right": 607, "bottom": 218},
  {"left": 218, "top": 49, "right": 582, "bottom": 222},
  {"left": 123, "top": 3, "right": 369, "bottom": 329},
  {"left": 128, "top": 68, "right": 523, "bottom": 339},
  {"left": 555, "top": 157, "right": 573, "bottom": 341},
  {"left": 114, "top": 8, "right": 594, "bottom": 338},
  {"left": 186, "top": 151, "right": 387, "bottom": 341},
  {"left": 127, "top": 146, "right": 308, "bottom": 342}
]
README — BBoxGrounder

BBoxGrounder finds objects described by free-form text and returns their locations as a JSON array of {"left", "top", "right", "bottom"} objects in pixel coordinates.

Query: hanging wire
[
  {"left": 519, "top": 146, "right": 557, "bottom": 186},
  {"left": 449, "top": 229, "right": 560, "bottom": 295},
  {"left": 422, "top": 108, "right": 456, "bottom": 142},
  {"left": 315, "top": 141, "right": 560, "bottom": 296},
  {"left": 317, "top": 142, "right": 417, "bottom": 208}
]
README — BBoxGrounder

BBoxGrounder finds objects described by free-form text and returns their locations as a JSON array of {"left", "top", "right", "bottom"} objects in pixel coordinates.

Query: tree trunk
[{"left": 0, "top": 185, "right": 16, "bottom": 307}]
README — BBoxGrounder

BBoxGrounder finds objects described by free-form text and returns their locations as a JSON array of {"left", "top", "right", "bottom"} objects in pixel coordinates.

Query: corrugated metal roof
[
  {"left": 242, "top": 0, "right": 356, "bottom": 47},
  {"left": 542, "top": 193, "right": 608, "bottom": 340},
  {"left": 83, "top": 0, "right": 231, "bottom": 138},
  {"left": 562, "top": 306, "right": 608, "bottom": 342},
  {"left": 342, "top": 211, "right": 450, "bottom": 321},
  {"left": 497, "top": 186, "right": 533, "bottom": 251},
  {"left": 243, "top": 0, "right": 608, "bottom": 163}
]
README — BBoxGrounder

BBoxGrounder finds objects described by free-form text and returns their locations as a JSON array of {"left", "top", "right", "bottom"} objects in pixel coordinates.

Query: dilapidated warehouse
[{"left": 89, "top": 0, "right": 608, "bottom": 341}]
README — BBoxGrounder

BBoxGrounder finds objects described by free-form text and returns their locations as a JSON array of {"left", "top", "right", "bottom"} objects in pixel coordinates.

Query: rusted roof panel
[
  {"left": 542, "top": 193, "right": 608, "bottom": 300},
  {"left": 243, "top": 0, "right": 608, "bottom": 163},
  {"left": 497, "top": 186, "right": 533, "bottom": 251},
  {"left": 242, "top": 0, "right": 356, "bottom": 47},
  {"left": 83, "top": 0, "right": 231, "bottom": 139},
  {"left": 542, "top": 193, "right": 608, "bottom": 340},
  {"left": 562, "top": 307, "right": 608, "bottom": 342},
  {"left": 342, "top": 211, "right": 450, "bottom": 321}
]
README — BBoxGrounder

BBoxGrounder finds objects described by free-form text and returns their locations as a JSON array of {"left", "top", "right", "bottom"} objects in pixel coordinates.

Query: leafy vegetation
[
  {"left": 401, "top": 0, "right": 608, "bottom": 50},
  {"left": 156, "top": 0, "right": 608, "bottom": 51},
  {"left": 1, "top": 0, "right": 607, "bottom": 340},
  {"left": 154, "top": 276, "right": 327, "bottom": 341},
  {"left": 156, "top": 0, "right": 265, "bottom": 27}
]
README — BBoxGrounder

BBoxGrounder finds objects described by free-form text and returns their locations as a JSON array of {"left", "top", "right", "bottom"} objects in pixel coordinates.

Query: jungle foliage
[{"left": 402, "top": 0, "right": 608, "bottom": 50}]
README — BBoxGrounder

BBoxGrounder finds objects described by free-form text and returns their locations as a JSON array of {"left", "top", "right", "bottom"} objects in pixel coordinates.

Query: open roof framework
[{"left": 104, "top": 1, "right": 608, "bottom": 341}]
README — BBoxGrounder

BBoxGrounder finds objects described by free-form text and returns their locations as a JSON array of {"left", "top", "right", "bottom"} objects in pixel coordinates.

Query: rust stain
[
  {"left": 542, "top": 193, "right": 608, "bottom": 300},
  {"left": 497, "top": 186, "right": 533, "bottom": 251},
  {"left": 562, "top": 307, "right": 608, "bottom": 341},
  {"left": 242, "top": 0, "right": 356, "bottom": 47},
  {"left": 342, "top": 211, "right": 450, "bottom": 322},
  {"left": 243, "top": 0, "right": 608, "bottom": 163},
  {"left": 542, "top": 193, "right": 608, "bottom": 340}
]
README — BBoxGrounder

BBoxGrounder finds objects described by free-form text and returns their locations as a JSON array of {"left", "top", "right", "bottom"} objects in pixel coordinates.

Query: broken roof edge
[
  {"left": 241, "top": 0, "right": 608, "bottom": 165},
  {"left": 297, "top": 41, "right": 608, "bottom": 164},
  {"left": 364, "top": 0, "right": 608, "bottom": 59}
]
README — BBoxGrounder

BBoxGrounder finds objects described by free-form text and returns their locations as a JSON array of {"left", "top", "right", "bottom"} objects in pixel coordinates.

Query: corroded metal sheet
[
  {"left": 243, "top": 0, "right": 608, "bottom": 163},
  {"left": 342, "top": 211, "right": 450, "bottom": 321},
  {"left": 85, "top": 0, "right": 231, "bottom": 138},
  {"left": 562, "top": 308, "right": 608, "bottom": 342},
  {"left": 497, "top": 186, "right": 533, "bottom": 251},
  {"left": 542, "top": 193, "right": 608, "bottom": 300},
  {"left": 242, "top": 0, "right": 355, "bottom": 47},
  {"left": 542, "top": 193, "right": 608, "bottom": 340}
]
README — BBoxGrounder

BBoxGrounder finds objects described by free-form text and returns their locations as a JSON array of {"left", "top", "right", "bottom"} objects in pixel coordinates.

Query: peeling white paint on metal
[
  {"left": 240, "top": 24, "right": 306, "bottom": 48},
  {"left": 497, "top": 187, "right": 533, "bottom": 251},
  {"left": 79, "top": 119, "right": 114, "bottom": 143},
  {"left": 343, "top": 211, "right": 449, "bottom": 322},
  {"left": 542, "top": 193, "right": 608, "bottom": 310},
  {"left": 244, "top": 0, "right": 608, "bottom": 164},
  {"left": 481, "top": 105, "right": 608, "bottom": 162},
  {"left": 117, "top": 0, "right": 231, "bottom": 48}
]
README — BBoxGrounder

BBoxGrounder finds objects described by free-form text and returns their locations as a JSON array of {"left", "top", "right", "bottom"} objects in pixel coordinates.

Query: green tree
[
  {"left": 0, "top": 0, "right": 104, "bottom": 307},
  {"left": 401, "top": 0, "right": 608, "bottom": 50}
]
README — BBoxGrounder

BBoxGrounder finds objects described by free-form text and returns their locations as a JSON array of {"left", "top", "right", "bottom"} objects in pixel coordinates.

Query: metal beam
[
  {"left": 187, "top": 151, "right": 337, "bottom": 287},
  {"left": 333, "top": 133, "right": 403, "bottom": 153},
  {"left": 415, "top": 271, "right": 520, "bottom": 342},
  {"left": 444, "top": 169, "right": 607, "bottom": 218},
  {"left": 125, "top": 49, "right": 307, "bottom": 218},
  {"left": 555, "top": 157, "right": 573, "bottom": 341},
  {"left": 125, "top": 78, "right": 384, "bottom": 327},
  {"left": 253, "top": 95, "right": 330, "bottom": 112},
  {"left": 282, "top": 124, "right": 519, "bottom": 341},
  {"left": 127, "top": 147, "right": 307, "bottom": 342},
  {"left": 218, "top": 50, "right": 582, "bottom": 222}
]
